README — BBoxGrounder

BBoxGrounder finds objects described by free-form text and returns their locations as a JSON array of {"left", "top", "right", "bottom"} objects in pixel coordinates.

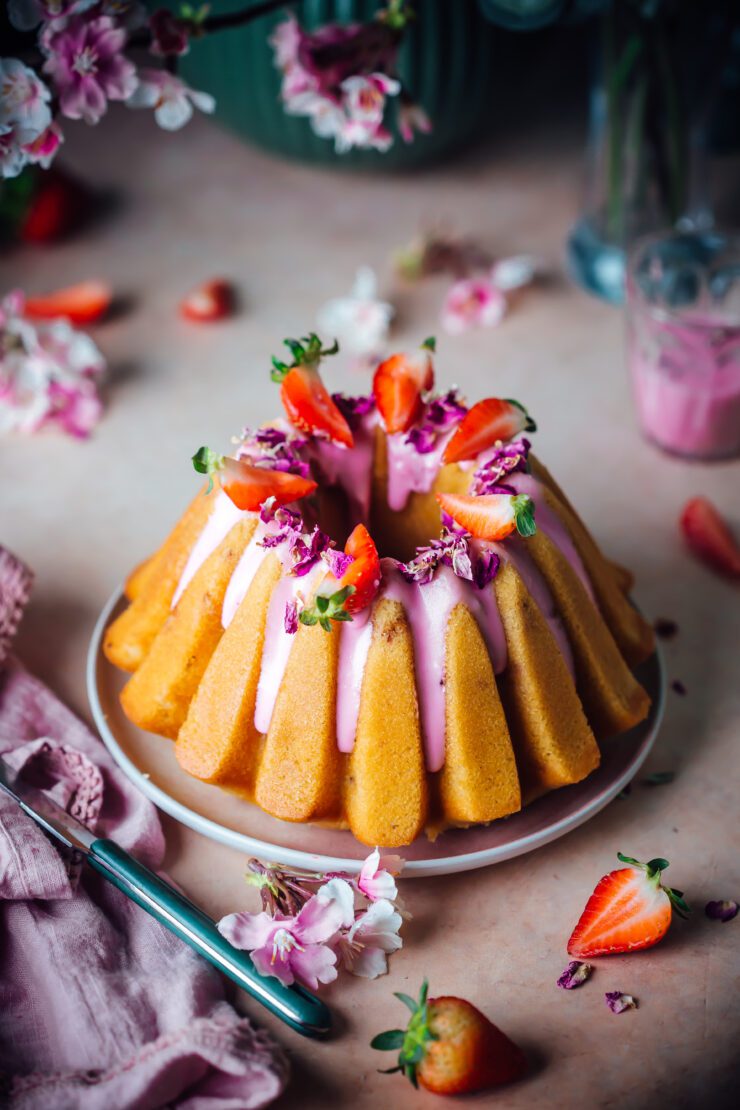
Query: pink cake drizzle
[{"left": 385, "top": 428, "right": 455, "bottom": 512}]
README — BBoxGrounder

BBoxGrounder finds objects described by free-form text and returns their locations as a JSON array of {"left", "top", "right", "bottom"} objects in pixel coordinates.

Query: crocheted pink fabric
[{"left": 0, "top": 546, "right": 289, "bottom": 1109}]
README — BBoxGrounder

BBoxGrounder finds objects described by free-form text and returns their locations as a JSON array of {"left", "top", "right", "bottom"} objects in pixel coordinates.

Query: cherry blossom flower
[
  {"left": 341, "top": 73, "right": 400, "bottom": 126},
  {"left": 23, "top": 119, "right": 64, "bottom": 168},
  {"left": 0, "top": 125, "right": 30, "bottom": 179},
  {"left": 333, "top": 899, "right": 403, "bottom": 978},
  {"left": 126, "top": 69, "right": 215, "bottom": 131},
  {"left": 148, "top": 8, "right": 190, "bottom": 58},
  {"left": 217, "top": 878, "right": 353, "bottom": 990},
  {"left": 42, "top": 14, "right": 138, "bottom": 125},
  {"left": 441, "top": 276, "right": 507, "bottom": 335},
  {"left": 491, "top": 254, "right": 538, "bottom": 291},
  {"left": 0, "top": 58, "right": 52, "bottom": 142},
  {"left": 316, "top": 267, "right": 393, "bottom": 358},
  {"left": 357, "top": 848, "right": 400, "bottom": 902}
]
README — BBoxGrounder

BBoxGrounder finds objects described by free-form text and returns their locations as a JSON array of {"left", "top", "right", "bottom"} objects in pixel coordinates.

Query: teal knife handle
[{"left": 88, "top": 838, "right": 331, "bottom": 1040}]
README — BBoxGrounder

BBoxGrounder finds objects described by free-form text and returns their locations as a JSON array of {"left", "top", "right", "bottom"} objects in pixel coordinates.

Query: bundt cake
[{"left": 104, "top": 334, "right": 655, "bottom": 847}]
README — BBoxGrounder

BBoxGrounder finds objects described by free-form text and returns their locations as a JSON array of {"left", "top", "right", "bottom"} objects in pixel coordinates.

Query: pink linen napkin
[{"left": 0, "top": 546, "right": 289, "bottom": 1109}]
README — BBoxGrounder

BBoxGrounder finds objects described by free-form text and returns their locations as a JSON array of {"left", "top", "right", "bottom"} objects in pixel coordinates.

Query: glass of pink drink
[{"left": 626, "top": 231, "right": 740, "bottom": 460}]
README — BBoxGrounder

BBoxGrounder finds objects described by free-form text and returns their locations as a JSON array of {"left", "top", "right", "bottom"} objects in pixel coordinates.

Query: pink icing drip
[
  {"left": 172, "top": 490, "right": 245, "bottom": 608},
  {"left": 507, "top": 472, "right": 596, "bottom": 605},
  {"left": 335, "top": 607, "right": 374, "bottom": 753},
  {"left": 221, "top": 519, "right": 270, "bottom": 628},
  {"left": 304, "top": 409, "right": 377, "bottom": 525},
  {"left": 380, "top": 559, "right": 507, "bottom": 773},
  {"left": 253, "top": 561, "right": 328, "bottom": 736},
  {"left": 385, "top": 427, "right": 456, "bottom": 512}
]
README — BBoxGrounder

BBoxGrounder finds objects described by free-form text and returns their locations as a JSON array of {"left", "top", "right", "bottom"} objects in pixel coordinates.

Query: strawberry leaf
[
  {"left": 298, "top": 584, "right": 356, "bottom": 632},
  {"left": 512, "top": 494, "right": 537, "bottom": 538},
  {"left": 192, "top": 446, "right": 224, "bottom": 494},
  {"left": 505, "top": 397, "right": 537, "bottom": 433},
  {"left": 394, "top": 991, "right": 419, "bottom": 1014},
  {"left": 371, "top": 1029, "right": 406, "bottom": 1051},
  {"left": 421, "top": 336, "right": 436, "bottom": 352}
]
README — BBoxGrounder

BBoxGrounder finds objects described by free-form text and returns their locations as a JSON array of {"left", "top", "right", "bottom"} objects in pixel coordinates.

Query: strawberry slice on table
[
  {"left": 192, "top": 447, "right": 317, "bottom": 511},
  {"left": 680, "top": 496, "right": 740, "bottom": 580},
  {"left": 567, "top": 853, "right": 690, "bottom": 959},
  {"left": 437, "top": 491, "right": 536, "bottom": 541},
  {"left": 337, "top": 523, "right": 381, "bottom": 614},
  {"left": 20, "top": 167, "right": 90, "bottom": 244},
  {"left": 443, "top": 397, "right": 536, "bottom": 464},
  {"left": 179, "top": 279, "right": 235, "bottom": 322},
  {"left": 24, "top": 280, "right": 112, "bottom": 325},
  {"left": 271, "top": 335, "right": 353, "bottom": 448},
  {"left": 372, "top": 980, "right": 527, "bottom": 1095},
  {"left": 373, "top": 337, "right": 436, "bottom": 434}
]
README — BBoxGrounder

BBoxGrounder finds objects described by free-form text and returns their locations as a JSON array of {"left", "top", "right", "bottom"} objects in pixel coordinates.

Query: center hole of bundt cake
[{"left": 317, "top": 481, "right": 444, "bottom": 563}]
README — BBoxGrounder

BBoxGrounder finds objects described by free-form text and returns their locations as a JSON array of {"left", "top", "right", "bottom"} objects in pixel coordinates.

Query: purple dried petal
[
  {"left": 705, "top": 899, "right": 739, "bottom": 922},
  {"left": 284, "top": 600, "right": 299, "bottom": 635},
  {"left": 332, "top": 392, "right": 375, "bottom": 429},
  {"left": 405, "top": 425, "right": 438, "bottom": 454},
  {"left": 404, "top": 389, "right": 467, "bottom": 455},
  {"left": 473, "top": 549, "right": 500, "bottom": 590},
  {"left": 471, "top": 437, "right": 531, "bottom": 495},
  {"left": 557, "top": 961, "right": 593, "bottom": 990},
  {"left": 290, "top": 526, "right": 333, "bottom": 576},
  {"left": 239, "top": 425, "right": 311, "bottom": 479},
  {"left": 605, "top": 992, "right": 637, "bottom": 1014},
  {"left": 323, "top": 548, "right": 354, "bottom": 579},
  {"left": 259, "top": 496, "right": 278, "bottom": 523}
]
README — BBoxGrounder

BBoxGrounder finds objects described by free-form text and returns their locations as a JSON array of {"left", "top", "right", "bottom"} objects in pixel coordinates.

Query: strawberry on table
[
  {"left": 24, "top": 280, "right": 112, "bottom": 325},
  {"left": 192, "top": 446, "right": 317, "bottom": 511},
  {"left": 437, "top": 491, "right": 536, "bottom": 541},
  {"left": 20, "top": 167, "right": 90, "bottom": 244},
  {"left": 337, "top": 523, "right": 381, "bottom": 614},
  {"left": 680, "top": 496, "right": 740, "bottom": 580},
  {"left": 567, "top": 852, "right": 690, "bottom": 959},
  {"left": 179, "top": 279, "right": 235, "bottom": 322},
  {"left": 443, "top": 397, "right": 536, "bottom": 464},
  {"left": 373, "top": 337, "right": 436, "bottom": 434},
  {"left": 372, "top": 980, "right": 527, "bottom": 1095},
  {"left": 271, "top": 334, "right": 354, "bottom": 448}
]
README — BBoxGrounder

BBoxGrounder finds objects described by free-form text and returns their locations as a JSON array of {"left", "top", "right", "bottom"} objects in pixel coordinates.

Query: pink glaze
[
  {"left": 629, "top": 330, "right": 740, "bottom": 458},
  {"left": 253, "top": 561, "right": 328, "bottom": 736},
  {"left": 221, "top": 519, "right": 270, "bottom": 628},
  {"left": 380, "top": 559, "right": 507, "bottom": 773},
  {"left": 172, "top": 490, "right": 244, "bottom": 608},
  {"left": 335, "top": 607, "right": 374, "bottom": 752},
  {"left": 506, "top": 473, "right": 596, "bottom": 605},
  {"left": 305, "top": 409, "right": 377, "bottom": 524},
  {"left": 385, "top": 427, "right": 455, "bottom": 512}
]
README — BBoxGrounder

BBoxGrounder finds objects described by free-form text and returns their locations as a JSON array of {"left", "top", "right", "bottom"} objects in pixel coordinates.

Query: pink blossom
[
  {"left": 42, "top": 14, "right": 138, "bottom": 125},
  {"left": 357, "top": 848, "right": 400, "bottom": 902},
  {"left": 46, "top": 379, "right": 102, "bottom": 438},
  {"left": 269, "top": 14, "right": 302, "bottom": 70},
  {"left": 441, "top": 277, "right": 507, "bottom": 335},
  {"left": 217, "top": 879, "right": 353, "bottom": 990},
  {"left": 333, "top": 899, "right": 403, "bottom": 979},
  {"left": 399, "top": 101, "right": 431, "bottom": 143},
  {"left": 341, "top": 73, "right": 399, "bottom": 126},
  {"left": 23, "top": 119, "right": 63, "bottom": 168},
  {"left": 149, "top": 8, "right": 190, "bottom": 58},
  {"left": 0, "top": 58, "right": 52, "bottom": 142},
  {"left": 127, "top": 69, "right": 214, "bottom": 131}
]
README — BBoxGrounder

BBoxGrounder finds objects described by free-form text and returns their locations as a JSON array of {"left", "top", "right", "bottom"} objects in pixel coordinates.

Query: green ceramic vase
[{"left": 177, "top": 0, "right": 499, "bottom": 169}]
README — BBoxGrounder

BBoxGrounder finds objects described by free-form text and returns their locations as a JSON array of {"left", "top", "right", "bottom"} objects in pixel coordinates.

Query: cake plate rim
[{"left": 88, "top": 585, "right": 665, "bottom": 878}]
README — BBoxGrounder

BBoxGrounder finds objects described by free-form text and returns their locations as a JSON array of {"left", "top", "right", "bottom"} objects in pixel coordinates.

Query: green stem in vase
[
  {"left": 605, "top": 9, "right": 643, "bottom": 243},
  {"left": 654, "top": 22, "right": 686, "bottom": 225}
]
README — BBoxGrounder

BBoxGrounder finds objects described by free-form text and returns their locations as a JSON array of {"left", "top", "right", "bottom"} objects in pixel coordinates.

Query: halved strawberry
[
  {"left": 20, "top": 167, "right": 90, "bottom": 244},
  {"left": 567, "top": 853, "right": 689, "bottom": 959},
  {"left": 437, "top": 492, "right": 536, "bottom": 541},
  {"left": 373, "top": 338, "right": 436, "bottom": 435},
  {"left": 338, "top": 523, "right": 381, "bottom": 613},
  {"left": 192, "top": 447, "right": 316, "bottom": 511},
  {"left": 443, "top": 398, "right": 536, "bottom": 464},
  {"left": 179, "top": 279, "right": 235, "bottom": 322},
  {"left": 24, "top": 279, "right": 112, "bottom": 324},
  {"left": 680, "top": 496, "right": 740, "bottom": 580},
  {"left": 281, "top": 364, "right": 354, "bottom": 448}
]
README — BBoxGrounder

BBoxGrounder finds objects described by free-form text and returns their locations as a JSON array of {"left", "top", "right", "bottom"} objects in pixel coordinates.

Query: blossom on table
[
  {"left": 316, "top": 267, "right": 393, "bottom": 358},
  {"left": 441, "top": 277, "right": 507, "bottom": 335},
  {"left": 0, "top": 289, "right": 105, "bottom": 438},
  {"left": 42, "top": 14, "right": 138, "bottom": 125},
  {"left": 357, "top": 847, "right": 400, "bottom": 902},
  {"left": 333, "top": 898, "right": 403, "bottom": 978},
  {"left": 126, "top": 69, "right": 215, "bottom": 131}
]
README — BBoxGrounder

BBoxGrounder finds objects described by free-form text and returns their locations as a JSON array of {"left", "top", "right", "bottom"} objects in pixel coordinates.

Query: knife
[{"left": 0, "top": 754, "right": 331, "bottom": 1040}]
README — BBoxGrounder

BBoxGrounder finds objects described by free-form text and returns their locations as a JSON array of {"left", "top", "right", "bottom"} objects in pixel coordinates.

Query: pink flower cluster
[
  {"left": 0, "top": 289, "right": 105, "bottom": 437},
  {"left": 217, "top": 849, "right": 405, "bottom": 989},
  {"left": 441, "top": 256, "right": 539, "bottom": 336},
  {"left": 270, "top": 13, "right": 429, "bottom": 154}
]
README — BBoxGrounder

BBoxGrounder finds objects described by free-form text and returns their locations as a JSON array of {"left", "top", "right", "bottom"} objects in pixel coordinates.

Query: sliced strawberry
[
  {"left": 24, "top": 280, "right": 112, "bottom": 325},
  {"left": 567, "top": 853, "right": 689, "bottom": 959},
  {"left": 338, "top": 523, "right": 381, "bottom": 613},
  {"left": 179, "top": 279, "right": 235, "bottom": 322},
  {"left": 192, "top": 447, "right": 316, "bottom": 511},
  {"left": 443, "top": 398, "right": 536, "bottom": 464},
  {"left": 20, "top": 167, "right": 90, "bottom": 244},
  {"left": 281, "top": 364, "right": 354, "bottom": 448},
  {"left": 680, "top": 496, "right": 740, "bottom": 580},
  {"left": 373, "top": 340, "right": 435, "bottom": 435},
  {"left": 437, "top": 491, "right": 536, "bottom": 541}
]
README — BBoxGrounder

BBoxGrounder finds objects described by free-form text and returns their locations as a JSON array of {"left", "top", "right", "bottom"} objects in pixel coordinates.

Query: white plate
[{"left": 88, "top": 588, "right": 664, "bottom": 878}]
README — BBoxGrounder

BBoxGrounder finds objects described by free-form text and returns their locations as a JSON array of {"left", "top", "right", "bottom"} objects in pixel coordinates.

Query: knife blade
[{"left": 0, "top": 754, "right": 331, "bottom": 1040}]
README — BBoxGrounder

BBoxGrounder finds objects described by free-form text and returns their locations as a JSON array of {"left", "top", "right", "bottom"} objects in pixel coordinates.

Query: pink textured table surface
[{"left": 1, "top": 110, "right": 739, "bottom": 1109}]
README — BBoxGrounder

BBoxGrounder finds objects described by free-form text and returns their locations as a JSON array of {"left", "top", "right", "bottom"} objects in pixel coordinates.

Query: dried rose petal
[
  {"left": 671, "top": 679, "right": 687, "bottom": 696},
  {"left": 404, "top": 389, "right": 467, "bottom": 455},
  {"left": 332, "top": 392, "right": 375, "bottom": 429},
  {"left": 705, "top": 900, "right": 738, "bottom": 923},
  {"left": 605, "top": 992, "right": 637, "bottom": 1014},
  {"left": 322, "top": 548, "right": 354, "bottom": 579},
  {"left": 557, "top": 961, "right": 593, "bottom": 990},
  {"left": 239, "top": 425, "right": 310, "bottom": 478},
  {"left": 284, "top": 599, "right": 299, "bottom": 635},
  {"left": 471, "top": 438, "right": 531, "bottom": 495},
  {"left": 396, "top": 525, "right": 499, "bottom": 591}
]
